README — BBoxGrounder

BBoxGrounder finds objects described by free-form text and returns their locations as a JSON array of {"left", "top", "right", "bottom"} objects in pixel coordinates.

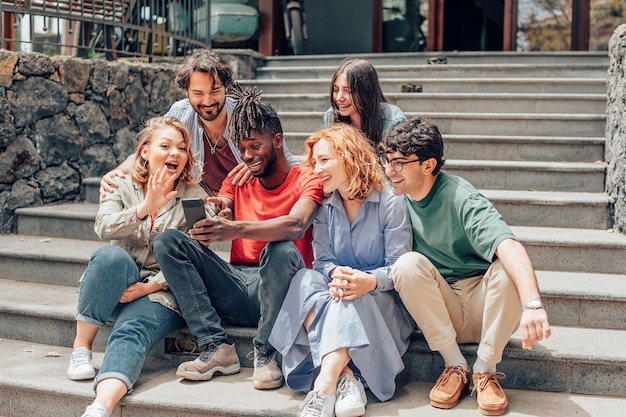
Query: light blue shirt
[{"left": 312, "top": 186, "right": 412, "bottom": 292}]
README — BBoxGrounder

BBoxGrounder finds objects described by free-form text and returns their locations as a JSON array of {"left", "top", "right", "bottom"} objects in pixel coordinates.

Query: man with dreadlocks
[
  {"left": 98, "top": 48, "right": 299, "bottom": 198},
  {"left": 153, "top": 88, "right": 323, "bottom": 390}
]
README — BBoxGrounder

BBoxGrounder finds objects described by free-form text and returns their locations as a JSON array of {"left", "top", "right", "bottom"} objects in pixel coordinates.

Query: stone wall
[
  {"left": 607, "top": 24, "right": 626, "bottom": 234},
  {"left": 0, "top": 49, "right": 260, "bottom": 233}
]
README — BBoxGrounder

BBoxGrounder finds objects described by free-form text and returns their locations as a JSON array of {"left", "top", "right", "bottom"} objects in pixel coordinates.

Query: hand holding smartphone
[{"left": 182, "top": 198, "right": 206, "bottom": 229}]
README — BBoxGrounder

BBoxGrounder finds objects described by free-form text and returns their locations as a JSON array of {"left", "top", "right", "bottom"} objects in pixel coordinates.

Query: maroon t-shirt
[{"left": 202, "top": 143, "right": 239, "bottom": 192}]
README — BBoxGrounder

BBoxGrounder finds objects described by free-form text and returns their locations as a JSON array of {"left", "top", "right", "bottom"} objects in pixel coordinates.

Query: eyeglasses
[{"left": 380, "top": 157, "right": 422, "bottom": 172}]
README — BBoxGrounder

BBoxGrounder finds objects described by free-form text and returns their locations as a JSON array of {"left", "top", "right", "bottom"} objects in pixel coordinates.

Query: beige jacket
[{"left": 95, "top": 176, "right": 207, "bottom": 313}]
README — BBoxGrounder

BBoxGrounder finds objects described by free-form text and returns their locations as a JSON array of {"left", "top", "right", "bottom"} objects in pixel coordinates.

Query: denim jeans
[
  {"left": 77, "top": 245, "right": 185, "bottom": 391},
  {"left": 152, "top": 229, "right": 305, "bottom": 352}
]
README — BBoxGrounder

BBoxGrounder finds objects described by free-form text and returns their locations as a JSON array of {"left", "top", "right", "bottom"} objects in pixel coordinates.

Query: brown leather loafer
[
  {"left": 429, "top": 365, "right": 470, "bottom": 409},
  {"left": 472, "top": 372, "right": 508, "bottom": 416}
]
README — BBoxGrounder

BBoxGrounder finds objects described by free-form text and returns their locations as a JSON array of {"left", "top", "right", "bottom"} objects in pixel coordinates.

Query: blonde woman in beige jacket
[{"left": 67, "top": 116, "right": 206, "bottom": 417}]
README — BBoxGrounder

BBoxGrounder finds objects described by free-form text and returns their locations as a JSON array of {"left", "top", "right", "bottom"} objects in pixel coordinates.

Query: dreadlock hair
[
  {"left": 229, "top": 87, "right": 283, "bottom": 146},
  {"left": 379, "top": 118, "right": 446, "bottom": 176}
]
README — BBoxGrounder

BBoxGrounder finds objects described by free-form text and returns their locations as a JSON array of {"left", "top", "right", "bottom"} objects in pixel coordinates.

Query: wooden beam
[
  {"left": 257, "top": 0, "right": 279, "bottom": 56},
  {"left": 572, "top": 0, "right": 590, "bottom": 51},
  {"left": 2, "top": 11, "right": 15, "bottom": 51},
  {"left": 373, "top": 0, "right": 382, "bottom": 52},
  {"left": 427, "top": 0, "right": 443, "bottom": 51},
  {"left": 503, "top": 0, "right": 517, "bottom": 51}
]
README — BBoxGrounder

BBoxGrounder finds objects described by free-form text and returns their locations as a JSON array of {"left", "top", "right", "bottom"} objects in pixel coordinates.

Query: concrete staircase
[{"left": 2, "top": 51, "right": 626, "bottom": 417}]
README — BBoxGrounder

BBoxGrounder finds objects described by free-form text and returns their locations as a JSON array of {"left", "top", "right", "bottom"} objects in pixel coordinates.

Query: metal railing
[{"left": 0, "top": 0, "right": 211, "bottom": 61}]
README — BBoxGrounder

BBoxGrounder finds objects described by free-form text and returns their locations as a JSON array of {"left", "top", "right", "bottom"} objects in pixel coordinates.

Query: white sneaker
[
  {"left": 299, "top": 390, "right": 336, "bottom": 417},
  {"left": 81, "top": 403, "right": 108, "bottom": 417},
  {"left": 335, "top": 374, "right": 367, "bottom": 417},
  {"left": 67, "top": 347, "right": 95, "bottom": 380}
]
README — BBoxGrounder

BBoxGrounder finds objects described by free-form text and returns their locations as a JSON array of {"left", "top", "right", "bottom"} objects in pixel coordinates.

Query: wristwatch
[{"left": 523, "top": 298, "right": 543, "bottom": 310}]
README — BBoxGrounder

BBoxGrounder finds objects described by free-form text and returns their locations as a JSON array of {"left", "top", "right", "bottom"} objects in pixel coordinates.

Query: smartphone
[{"left": 182, "top": 198, "right": 206, "bottom": 229}]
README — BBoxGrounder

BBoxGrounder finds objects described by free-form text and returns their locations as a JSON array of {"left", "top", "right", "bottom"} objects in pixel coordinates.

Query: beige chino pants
[{"left": 392, "top": 252, "right": 522, "bottom": 364}]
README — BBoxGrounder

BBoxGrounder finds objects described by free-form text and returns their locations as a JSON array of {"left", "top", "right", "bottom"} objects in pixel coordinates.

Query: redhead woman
[{"left": 269, "top": 123, "right": 414, "bottom": 417}]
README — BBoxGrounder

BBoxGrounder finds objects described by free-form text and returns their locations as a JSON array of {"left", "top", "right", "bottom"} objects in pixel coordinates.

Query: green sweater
[{"left": 405, "top": 171, "right": 516, "bottom": 283}]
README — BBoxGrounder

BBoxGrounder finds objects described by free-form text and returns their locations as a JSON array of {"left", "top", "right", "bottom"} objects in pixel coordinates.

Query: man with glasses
[
  {"left": 379, "top": 118, "right": 551, "bottom": 416},
  {"left": 98, "top": 49, "right": 298, "bottom": 197}
]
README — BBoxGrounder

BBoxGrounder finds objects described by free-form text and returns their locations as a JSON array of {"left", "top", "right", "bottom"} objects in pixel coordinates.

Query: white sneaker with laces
[
  {"left": 335, "top": 374, "right": 367, "bottom": 417},
  {"left": 299, "top": 390, "right": 336, "bottom": 417},
  {"left": 81, "top": 403, "right": 108, "bottom": 417},
  {"left": 67, "top": 347, "right": 96, "bottom": 380}
]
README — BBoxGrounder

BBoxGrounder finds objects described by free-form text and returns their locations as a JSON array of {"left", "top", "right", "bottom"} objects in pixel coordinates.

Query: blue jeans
[
  {"left": 77, "top": 245, "right": 185, "bottom": 391},
  {"left": 152, "top": 229, "right": 305, "bottom": 352}
]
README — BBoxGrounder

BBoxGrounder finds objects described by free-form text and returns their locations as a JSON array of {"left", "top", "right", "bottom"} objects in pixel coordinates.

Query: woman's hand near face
[
  {"left": 328, "top": 265, "right": 377, "bottom": 301},
  {"left": 136, "top": 167, "right": 178, "bottom": 219}
]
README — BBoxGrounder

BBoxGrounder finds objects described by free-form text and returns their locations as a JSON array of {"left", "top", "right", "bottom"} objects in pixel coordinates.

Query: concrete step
[
  {"left": 1, "top": 277, "right": 626, "bottom": 395},
  {"left": 0, "top": 235, "right": 106, "bottom": 287},
  {"left": 280, "top": 133, "right": 605, "bottom": 163},
  {"left": 280, "top": 131, "right": 605, "bottom": 163},
  {"left": 2, "top": 261, "right": 624, "bottom": 352},
  {"left": 536, "top": 271, "right": 626, "bottom": 330},
  {"left": 2, "top": 339, "right": 625, "bottom": 417},
  {"left": 482, "top": 190, "right": 611, "bottom": 229},
  {"left": 512, "top": 226, "right": 626, "bottom": 274},
  {"left": 0, "top": 234, "right": 230, "bottom": 287},
  {"left": 15, "top": 189, "right": 611, "bottom": 246},
  {"left": 261, "top": 51, "right": 610, "bottom": 67},
  {"left": 4, "top": 223, "right": 620, "bottom": 282},
  {"left": 256, "top": 63, "right": 609, "bottom": 80},
  {"left": 278, "top": 111, "right": 606, "bottom": 137},
  {"left": 16, "top": 202, "right": 101, "bottom": 241},
  {"left": 444, "top": 160, "right": 606, "bottom": 193},
  {"left": 82, "top": 177, "right": 100, "bottom": 204},
  {"left": 241, "top": 77, "right": 608, "bottom": 94},
  {"left": 263, "top": 92, "right": 606, "bottom": 114}
]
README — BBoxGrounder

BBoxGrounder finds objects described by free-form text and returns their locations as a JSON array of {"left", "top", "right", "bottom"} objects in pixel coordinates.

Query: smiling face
[
  {"left": 332, "top": 73, "right": 361, "bottom": 128},
  {"left": 187, "top": 72, "right": 226, "bottom": 122},
  {"left": 384, "top": 151, "right": 437, "bottom": 201},
  {"left": 311, "top": 139, "right": 350, "bottom": 195},
  {"left": 238, "top": 129, "right": 278, "bottom": 178},
  {"left": 140, "top": 126, "right": 189, "bottom": 180}
]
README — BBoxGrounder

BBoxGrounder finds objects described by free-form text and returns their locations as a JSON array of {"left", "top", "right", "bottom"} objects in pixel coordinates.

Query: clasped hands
[
  {"left": 188, "top": 197, "right": 234, "bottom": 246},
  {"left": 328, "top": 266, "right": 377, "bottom": 302}
]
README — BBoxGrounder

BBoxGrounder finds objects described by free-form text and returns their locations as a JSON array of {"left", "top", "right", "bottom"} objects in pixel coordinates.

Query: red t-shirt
[{"left": 218, "top": 165, "right": 323, "bottom": 267}]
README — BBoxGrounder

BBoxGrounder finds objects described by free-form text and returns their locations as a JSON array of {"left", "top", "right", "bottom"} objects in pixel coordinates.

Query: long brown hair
[{"left": 329, "top": 58, "right": 388, "bottom": 148}]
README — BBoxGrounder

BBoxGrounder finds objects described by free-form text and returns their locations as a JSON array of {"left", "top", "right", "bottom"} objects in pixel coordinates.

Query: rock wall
[
  {"left": 0, "top": 49, "right": 259, "bottom": 233},
  {"left": 607, "top": 24, "right": 626, "bottom": 234}
]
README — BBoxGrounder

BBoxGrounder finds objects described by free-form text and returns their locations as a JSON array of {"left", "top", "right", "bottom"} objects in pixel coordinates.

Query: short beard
[{"left": 194, "top": 98, "right": 226, "bottom": 122}]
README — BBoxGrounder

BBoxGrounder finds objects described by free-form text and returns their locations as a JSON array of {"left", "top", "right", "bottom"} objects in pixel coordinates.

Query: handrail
[{"left": 0, "top": 0, "right": 211, "bottom": 61}]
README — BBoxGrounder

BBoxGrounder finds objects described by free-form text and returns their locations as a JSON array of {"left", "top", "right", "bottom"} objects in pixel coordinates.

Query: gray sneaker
[
  {"left": 252, "top": 347, "right": 284, "bottom": 389},
  {"left": 67, "top": 347, "right": 96, "bottom": 381},
  {"left": 81, "top": 403, "right": 108, "bottom": 417},
  {"left": 299, "top": 390, "right": 336, "bottom": 417},
  {"left": 175, "top": 342, "right": 240, "bottom": 381},
  {"left": 335, "top": 374, "right": 367, "bottom": 417}
]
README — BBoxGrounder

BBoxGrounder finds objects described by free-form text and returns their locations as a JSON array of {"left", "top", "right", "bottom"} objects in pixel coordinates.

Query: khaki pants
[{"left": 392, "top": 252, "right": 522, "bottom": 364}]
